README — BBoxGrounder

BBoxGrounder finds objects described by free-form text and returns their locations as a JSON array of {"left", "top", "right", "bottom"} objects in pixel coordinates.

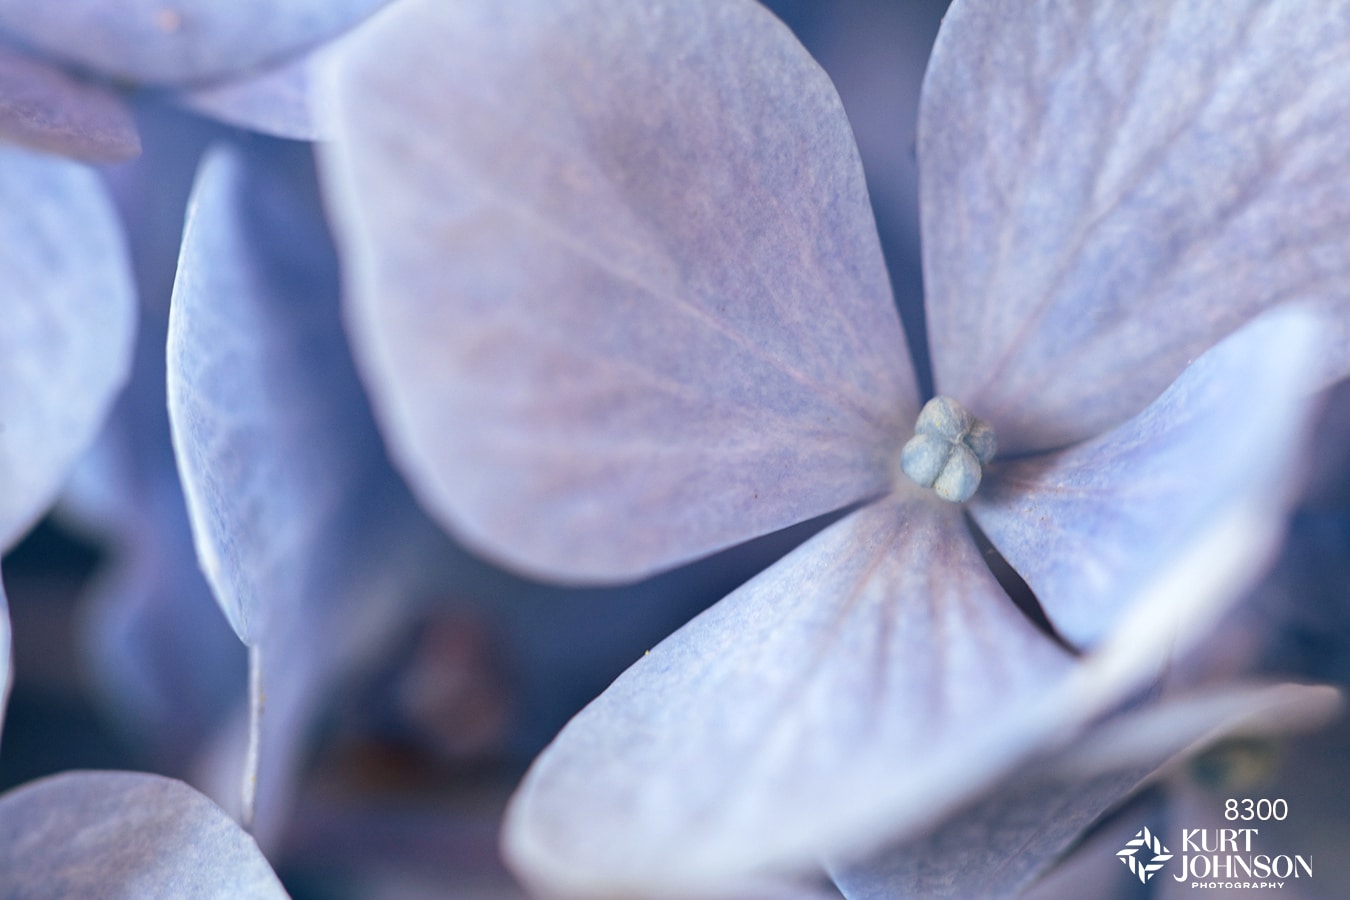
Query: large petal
[
  {"left": 831, "top": 682, "right": 1339, "bottom": 898},
  {"left": 0, "top": 42, "right": 139, "bottom": 161},
  {"left": 503, "top": 492, "right": 1077, "bottom": 897},
  {"left": 0, "top": 2, "right": 391, "bottom": 86},
  {"left": 320, "top": 0, "right": 917, "bottom": 583},
  {"left": 0, "top": 770, "right": 286, "bottom": 897},
  {"left": 0, "top": 144, "right": 136, "bottom": 551},
  {"left": 920, "top": 0, "right": 1350, "bottom": 453},
  {"left": 971, "top": 307, "right": 1322, "bottom": 648}
]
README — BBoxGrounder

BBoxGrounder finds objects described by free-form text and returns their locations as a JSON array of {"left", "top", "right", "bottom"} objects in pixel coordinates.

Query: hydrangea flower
[{"left": 319, "top": 0, "right": 1350, "bottom": 893}]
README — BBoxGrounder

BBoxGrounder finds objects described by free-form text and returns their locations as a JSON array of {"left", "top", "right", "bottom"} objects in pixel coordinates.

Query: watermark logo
[{"left": 1117, "top": 827, "right": 1173, "bottom": 883}]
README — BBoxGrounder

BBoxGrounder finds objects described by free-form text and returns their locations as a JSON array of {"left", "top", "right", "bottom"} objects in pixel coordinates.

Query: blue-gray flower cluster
[{"left": 1, "top": 2, "right": 1349, "bottom": 898}]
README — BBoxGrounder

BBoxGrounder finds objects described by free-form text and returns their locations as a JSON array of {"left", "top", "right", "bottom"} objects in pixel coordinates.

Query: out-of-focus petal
[
  {"left": 830, "top": 683, "right": 1338, "bottom": 898},
  {"left": 972, "top": 308, "right": 1323, "bottom": 648},
  {"left": 167, "top": 139, "right": 472, "bottom": 848},
  {"left": 0, "top": 770, "right": 287, "bottom": 897},
  {"left": 503, "top": 493, "right": 1075, "bottom": 897},
  {"left": 1159, "top": 715, "right": 1350, "bottom": 900},
  {"left": 0, "top": 144, "right": 136, "bottom": 551},
  {"left": 77, "top": 489, "right": 247, "bottom": 772},
  {"left": 921, "top": 0, "right": 1350, "bottom": 453},
  {"left": 170, "top": 52, "right": 321, "bottom": 140},
  {"left": 321, "top": 0, "right": 916, "bottom": 583},
  {"left": 58, "top": 104, "right": 246, "bottom": 774},
  {"left": 0, "top": 1, "right": 391, "bottom": 86},
  {"left": 1019, "top": 797, "right": 1163, "bottom": 900},
  {"left": 0, "top": 42, "right": 139, "bottom": 161}
]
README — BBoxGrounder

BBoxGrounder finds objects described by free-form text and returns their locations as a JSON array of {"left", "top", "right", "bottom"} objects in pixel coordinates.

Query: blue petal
[
  {"left": 168, "top": 141, "right": 376, "bottom": 644},
  {"left": 0, "top": 771, "right": 286, "bottom": 897},
  {"left": 971, "top": 308, "right": 1323, "bottom": 648},
  {"left": 921, "top": 0, "right": 1350, "bottom": 452},
  {"left": 833, "top": 683, "right": 1338, "bottom": 898},
  {"left": 0, "top": 144, "right": 136, "bottom": 550},
  {"left": 320, "top": 0, "right": 917, "bottom": 583},
  {"left": 167, "top": 139, "right": 472, "bottom": 847},
  {"left": 169, "top": 51, "right": 322, "bottom": 140},
  {"left": 503, "top": 494, "right": 1076, "bottom": 895},
  {"left": 62, "top": 102, "right": 245, "bottom": 770},
  {"left": 0, "top": 42, "right": 139, "bottom": 161},
  {"left": 0, "top": 1, "right": 392, "bottom": 85}
]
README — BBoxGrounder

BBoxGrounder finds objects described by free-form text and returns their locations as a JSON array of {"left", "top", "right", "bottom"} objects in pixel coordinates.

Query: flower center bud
[{"left": 899, "top": 396, "right": 997, "bottom": 503}]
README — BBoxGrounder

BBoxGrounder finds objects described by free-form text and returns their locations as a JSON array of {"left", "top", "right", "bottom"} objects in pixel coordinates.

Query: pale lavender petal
[
  {"left": 171, "top": 52, "right": 321, "bottom": 140},
  {"left": 321, "top": 0, "right": 917, "bottom": 583},
  {"left": 971, "top": 308, "right": 1323, "bottom": 648},
  {"left": 0, "top": 42, "right": 139, "bottom": 161},
  {"left": 0, "top": 144, "right": 136, "bottom": 550},
  {"left": 921, "top": 0, "right": 1350, "bottom": 452},
  {"left": 167, "top": 139, "right": 474, "bottom": 848},
  {"left": 503, "top": 494, "right": 1076, "bottom": 895},
  {"left": 168, "top": 141, "right": 372, "bottom": 643},
  {"left": 63, "top": 106, "right": 247, "bottom": 773},
  {"left": 0, "top": 771, "right": 287, "bottom": 897},
  {"left": 0, "top": 1, "right": 391, "bottom": 85},
  {"left": 1019, "top": 802, "right": 1162, "bottom": 900},
  {"left": 831, "top": 683, "right": 1337, "bottom": 899}
]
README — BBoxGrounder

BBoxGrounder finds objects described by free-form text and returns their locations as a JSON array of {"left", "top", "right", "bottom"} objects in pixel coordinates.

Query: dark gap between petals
[{"left": 963, "top": 512, "right": 1082, "bottom": 658}]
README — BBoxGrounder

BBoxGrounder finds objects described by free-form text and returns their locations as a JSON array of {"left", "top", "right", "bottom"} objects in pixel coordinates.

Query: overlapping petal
[
  {"left": 0, "top": 771, "right": 286, "bottom": 897},
  {"left": 62, "top": 102, "right": 245, "bottom": 772},
  {"left": 168, "top": 142, "right": 371, "bottom": 643},
  {"left": 830, "top": 683, "right": 1338, "bottom": 898},
  {"left": 972, "top": 308, "right": 1322, "bottom": 648},
  {"left": 921, "top": 0, "right": 1350, "bottom": 453},
  {"left": 0, "top": 144, "right": 136, "bottom": 551},
  {"left": 171, "top": 53, "right": 322, "bottom": 141},
  {"left": 321, "top": 0, "right": 917, "bottom": 583},
  {"left": 0, "top": 1, "right": 391, "bottom": 85},
  {"left": 168, "top": 139, "right": 472, "bottom": 846},
  {"left": 503, "top": 493, "right": 1076, "bottom": 897},
  {"left": 0, "top": 43, "right": 139, "bottom": 161}
]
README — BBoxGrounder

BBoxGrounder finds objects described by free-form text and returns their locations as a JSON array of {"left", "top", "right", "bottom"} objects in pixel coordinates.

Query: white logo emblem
[{"left": 1117, "top": 827, "right": 1173, "bottom": 883}]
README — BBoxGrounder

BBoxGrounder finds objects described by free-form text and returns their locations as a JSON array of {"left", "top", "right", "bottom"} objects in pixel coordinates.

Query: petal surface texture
[
  {"left": 503, "top": 493, "right": 1076, "bottom": 897},
  {"left": 167, "top": 139, "right": 469, "bottom": 847},
  {"left": 322, "top": 0, "right": 917, "bottom": 583},
  {"left": 0, "top": 771, "right": 287, "bottom": 897},
  {"left": 0, "top": 2, "right": 391, "bottom": 85},
  {"left": 0, "top": 43, "right": 139, "bottom": 161},
  {"left": 0, "top": 144, "right": 136, "bottom": 550},
  {"left": 167, "top": 142, "right": 378, "bottom": 645},
  {"left": 972, "top": 308, "right": 1322, "bottom": 648},
  {"left": 921, "top": 0, "right": 1350, "bottom": 453}
]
